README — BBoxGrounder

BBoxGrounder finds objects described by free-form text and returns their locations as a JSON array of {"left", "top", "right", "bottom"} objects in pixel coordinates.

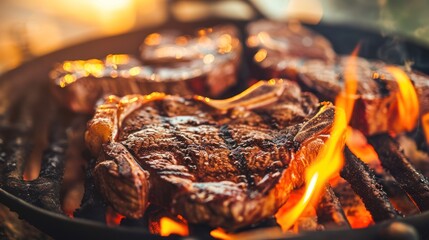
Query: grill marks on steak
[
  {"left": 247, "top": 20, "right": 335, "bottom": 81},
  {"left": 248, "top": 21, "right": 429, "bottom": 136},
  {"left": 298, "top": 56, "right": 429, "bottom": 135},
  {"left": 121, "top": 100, "right": 240, "bottom": 184},
  {"left": 300, "top": 58, "right": 392, "bottom": 136},
  {"left": 299, "top": 57, "right": 397, "bottom": 101},
  {"left": 120, "top": 97, "right": 293, "bottom": 188},
  {"left": 86, "top": 80, "right": 335, "bottom": 229},
  {"left": 218, "top": 124, "right": 257, "bottom": 187}
]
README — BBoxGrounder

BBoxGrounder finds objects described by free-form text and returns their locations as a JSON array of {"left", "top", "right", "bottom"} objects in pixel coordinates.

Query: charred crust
[
  {"left": 219, "top": 124, "right": 256, "bottom": 188},
  {"left": 86, "top": 80, "right": 337, "bottom": 228},
  {"left": 93, "top": 142, "right": 150, "bottom": 218},
  {"left": 253, "top": 111, "right": 280, "bottom": 130}
]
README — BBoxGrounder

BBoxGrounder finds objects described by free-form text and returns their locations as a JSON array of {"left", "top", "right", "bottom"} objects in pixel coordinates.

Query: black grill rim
[{"left": 2, "top": 188, "right": 429, "bottom": 240}]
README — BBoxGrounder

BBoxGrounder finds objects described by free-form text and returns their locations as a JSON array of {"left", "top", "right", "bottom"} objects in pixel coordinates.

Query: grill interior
[{"left": 1, "top": 18, "right": 429, "bottom": 240}]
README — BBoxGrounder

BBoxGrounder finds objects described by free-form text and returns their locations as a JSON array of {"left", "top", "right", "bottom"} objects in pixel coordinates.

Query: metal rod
[
  {"left": 0, "top": 90, "right": 39, "bottom": 181},
  {"left": 38, "top": 122, "right": 68, "bottom": 180},
  {"left": 368, "top": 133, "right": 429, "bottom": 212},
  {"left": 341, "top": 147, "right": 401, "bottom": 221},
  {"left": 3, "top": 118, "right": 68, "bottom": 213}
]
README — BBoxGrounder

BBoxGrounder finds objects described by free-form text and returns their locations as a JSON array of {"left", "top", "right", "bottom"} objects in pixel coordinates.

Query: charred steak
[
  {"left": 50, "top": 25, "right": 241, "bottom": 113},
  {"left": 247, "top": 20, "right": 335, "bottom": 81},
  {"left": 85, "top": 79, "right": 335, "bottom": 229},
  {"left": 247, "top": 21, "right": 429, "bottom": 136},
  {"left": 298, "top": 57, "right": 429, "bottom": 135}
]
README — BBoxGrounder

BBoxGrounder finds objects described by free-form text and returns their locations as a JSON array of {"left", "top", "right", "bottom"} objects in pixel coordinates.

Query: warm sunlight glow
[
  {"left": 160, "top": 217, "right": 189, "bottom": 237},
  {"left": 275, "top": 46, "right": 360, "bottom": 231},
  {"left": 87, "top": 0, "right": 135, "bottom": 33},
  {"left": 386, "top": 66, "right": 419, "bottom": 133},
  {"left": 285, "top": 0, "right": 323, "bottom": 24}
]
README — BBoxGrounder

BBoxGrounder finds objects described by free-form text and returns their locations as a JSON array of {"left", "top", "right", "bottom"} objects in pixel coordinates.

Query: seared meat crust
[{"left": 85, "top": 80, "right": 335, "bottom": 229}]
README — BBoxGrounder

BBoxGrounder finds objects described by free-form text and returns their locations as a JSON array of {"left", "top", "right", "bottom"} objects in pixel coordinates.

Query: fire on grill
[{"left": 1, "top": 19, "right": 429, "bottom": 240}]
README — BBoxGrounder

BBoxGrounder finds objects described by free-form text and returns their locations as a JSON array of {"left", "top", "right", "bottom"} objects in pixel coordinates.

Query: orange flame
[
  {"left": 337, "top": 46, "right": 360, "bottom": 122},
  {"left": 346, "top": 128, "right": 379, "bottom": 164},
  {"left": 105, "top": 207, "right": 125, "bottom": 227},
  {"left": 423, "top": 113, "right": 429, "bottom": 144},
  {"left": 276, "top": 108, "right": 347, "bottom": 231},
  {"left": 210, "top": 228, "right": 233, "bottom": 240},
  {"left": 160, "top": 217, "right": 189, "bottom": 237},
  {"left": 275, "top": 46, "right": 360, "bottom": 231},
  {"left": 386, "top": 66, "right": 419, "bottom": 133},
  {"left": 344, "top": 204, "right": 374, "bottom": 229}
]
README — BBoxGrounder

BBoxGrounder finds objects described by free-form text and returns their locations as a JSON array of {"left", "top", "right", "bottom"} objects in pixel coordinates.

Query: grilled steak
[
  {"left": 298, "top": 57, "right": 429, "bottom": 135},
  {"left": 85, "top": 79, "right": 336, "bottom": 229},
  {"left": 247, "top": 21, "right": 429, "bottom": 136},
  {"left": 51, "top": 25, "right": 241, "bottom": 113},
  {"left": 139, "top": 25, "right": 241, "bottom": 97},
  {"left": 247, "top": 20, "right": 335, "bottom": 81}
]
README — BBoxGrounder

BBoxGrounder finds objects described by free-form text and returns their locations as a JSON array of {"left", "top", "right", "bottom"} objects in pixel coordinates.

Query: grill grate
[
  {"left": 1, "top": 76, "right": 429, "bottom": 240},
  {"left": 369, "top": 134, "right": 429, "bottom": 211},
  {"left": 341, "top": 147, "right": 400, "bottom": 221}
]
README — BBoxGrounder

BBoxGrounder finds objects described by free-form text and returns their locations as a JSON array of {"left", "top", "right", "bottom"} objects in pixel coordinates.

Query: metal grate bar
[
  {"left": 341, "top": 147, "right": 401, "bottom": 221},
  {"left": 369, "top": 134, "right": 429, "bottom": 212}
]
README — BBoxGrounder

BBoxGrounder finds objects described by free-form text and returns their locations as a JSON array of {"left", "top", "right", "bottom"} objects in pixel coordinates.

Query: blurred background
[{"left": 0, "top": 0, "right": 428, "bottom": 74}]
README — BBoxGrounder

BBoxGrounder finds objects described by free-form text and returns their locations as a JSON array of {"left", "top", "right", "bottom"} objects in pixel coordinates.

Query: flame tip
[
  {"left": 160, "top": 217, "right": 189, "bottom": 237},
  {"left": 276, "top": 43, "right": 359, "bottom": 231}
]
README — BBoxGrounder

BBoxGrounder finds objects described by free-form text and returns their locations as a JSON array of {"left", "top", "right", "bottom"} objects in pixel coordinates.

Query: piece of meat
[
  {"left": 50, "top": 25, "right": 241, "bottom": 113},
  {"left": 139, "top": 25, "right": 241, "bottom": 97},
  {"left": 85, "top": 79, "right": 336, "bottom": 229},
  {"left": 246, "top": 21, "right": 429, "bottom": 136},
  {"left": 246, "top": 20, "right": 335, "bottom": 81},
  {"left": 298, "top": 57, "right": 429, "bottom": 135},
  {"left": 50, "top": 55, "right": 145, "bottom": 113}
]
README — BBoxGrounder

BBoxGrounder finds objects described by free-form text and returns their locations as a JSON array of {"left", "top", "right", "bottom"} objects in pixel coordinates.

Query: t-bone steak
[{"left": 85, "top": 79, "right": 336, "bottom": 229}]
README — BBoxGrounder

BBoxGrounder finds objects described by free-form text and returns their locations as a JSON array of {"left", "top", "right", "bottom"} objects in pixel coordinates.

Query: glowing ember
[
  {"left": 105, "top": 207, "right": 125, "bottom": 227},
  {"left": 276, "top": 46, "right": 360, "bottom": 231},
  {"left": 421, "top": 113, "right": 429, "bottom": 144},
  {"left": 344, "top": 204, "right": 374, "bottom": 229},
  {"left": 346, "top": 128, "right": 379, "bottom": 164},
  {"left": 334, "top": 179, "right": 374, "bottom": 229},
  {"left": 385, "top": 66, "right": 419, "bottom": 133},
  {"left": 160, "top": 217, "right": 189, "bottom": 237},
  {"left": 210, "top": 228, "right": 233, "bottom": 240}
]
